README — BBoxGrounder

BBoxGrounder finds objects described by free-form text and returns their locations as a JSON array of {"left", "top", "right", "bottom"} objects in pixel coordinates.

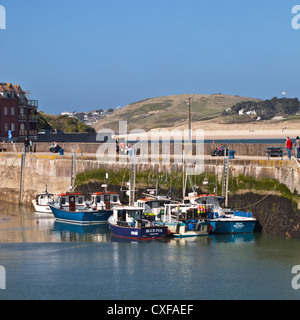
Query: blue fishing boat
[
  {"left": 108, "top": 206, "right": 169, "bottom": 240},
  {"left": 49, "top": 192, "right": 112, "bottom": 225},
  {"left": 184, "top": 194, "right": 256, "bottom": 234}
]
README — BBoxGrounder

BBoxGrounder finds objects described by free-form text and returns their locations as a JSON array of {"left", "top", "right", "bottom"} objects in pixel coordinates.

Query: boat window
[
  {"left": 78, "top": 197, "right": 84, "bottom": 204},
  {"left": 113, "top": 196, "right": 118, "bottom": 202},
  {"left": 61, "top": 198, "right": 66, "bottom": 205},
  {"left": 96, "top": 195, "right": 101, "bottom": 203},
  {"left": 152, "top": 202, "right": 159, "bottom": 208},
  {"left": 104, "top": 195, "right": 110, "bottom": 203}
]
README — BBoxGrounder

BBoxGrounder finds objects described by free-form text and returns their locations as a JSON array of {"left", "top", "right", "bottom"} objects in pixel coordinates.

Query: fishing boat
[
  {"left": 108, "top": 206, "right": 169, "bottom": 240},
  {"left": 32, "top": 186, "right": 55, "bottom": 213},
  {"left": 135, "top": 196, "right": 173, "bottom": 221},
  {"left": 49, "top": 192, "right": 112, "bottom": 224},
  {"left": 89, "top": 191, "right": 121, "bottom": 210},
  {"left": 186, "top": 194, "right": 256, "bottom": 234},
  {"left": 160, "top": 203, "right": 210, "bottom": 238}
]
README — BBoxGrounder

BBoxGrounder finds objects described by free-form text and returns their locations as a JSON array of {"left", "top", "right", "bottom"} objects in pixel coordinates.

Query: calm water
[{"left": 0, "top": 203, "right": 300, "bottom": 300}]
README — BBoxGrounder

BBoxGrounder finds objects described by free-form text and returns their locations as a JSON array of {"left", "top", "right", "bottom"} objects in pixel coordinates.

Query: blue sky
[{"left": 0, "top": 0, "right": 300, "bottom": 114}]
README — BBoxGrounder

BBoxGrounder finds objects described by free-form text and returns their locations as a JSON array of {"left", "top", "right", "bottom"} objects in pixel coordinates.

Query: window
[
  {"left": 20, "top": 108, "right": 25, "bottom": 115},
  {"left": 11, "top": 123, "right": 15, "bottom": 132},
  {"left": 4, "top": 107, "right": 8, "bottom": 115},
  {"left": 4, "top": 123, "right": 8, "bottom": 131},
  {"left": 20, "top": 123, "right": 25, "bottom": 130},
  {"left": 11, "top": 107, "right": 15, "bottom": 116},
  {"left": 78, "top": 197, "right": 84, "bottom": 204}
]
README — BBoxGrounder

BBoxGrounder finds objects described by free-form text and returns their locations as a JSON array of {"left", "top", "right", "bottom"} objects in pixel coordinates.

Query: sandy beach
[
  {"left": 176, "top": 119, "right": 300, "bottom": 140},
  {"left": 115, "top": 120, "right": 300, "bottom": 141}
]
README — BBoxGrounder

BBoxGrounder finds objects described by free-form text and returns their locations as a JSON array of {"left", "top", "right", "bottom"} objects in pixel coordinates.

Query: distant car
[
  {"left": 50, "top": 129, "right": 64, "bottom": 134},
  {"left": 38, "top": 129, "right": 64, "bottom": 135}
]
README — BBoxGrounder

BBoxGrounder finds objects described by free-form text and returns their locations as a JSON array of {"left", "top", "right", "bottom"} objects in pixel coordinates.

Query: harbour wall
[
  {"left": 0, "top": 153, "right": 299, "bottom": 206},
  {"left": 0, "top": 141, "right": 287, "bottom": 156}
]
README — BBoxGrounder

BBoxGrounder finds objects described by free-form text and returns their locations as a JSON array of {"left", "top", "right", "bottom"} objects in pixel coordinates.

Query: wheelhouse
[
  {"left": 91, "top": 192, "right": 121, "bottom": 210},
  {"left": 55, "top": 192, "right": 86, "bottom": 212}
]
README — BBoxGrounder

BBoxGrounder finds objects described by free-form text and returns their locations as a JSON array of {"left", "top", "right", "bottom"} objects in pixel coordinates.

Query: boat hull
[
  {"left": 209, "top": 218, "right": 256, "bottom": 234},
  {"left": 49, "top": 205, "right": 112, "bottom": 224},
  {"left": 173, "top": 222, "right": 210, "bottom": 238},
  {"left": 32, "top": 200, "right": 53, "bottom": 214},
  {"left": 108, "top": 219, "right": 168, "bottom": 240}
]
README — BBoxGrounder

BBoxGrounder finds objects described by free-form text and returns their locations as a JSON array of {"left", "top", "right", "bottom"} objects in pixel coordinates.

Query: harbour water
[{"left": 0, "top": 202, "right": 300, "bottom": 300}]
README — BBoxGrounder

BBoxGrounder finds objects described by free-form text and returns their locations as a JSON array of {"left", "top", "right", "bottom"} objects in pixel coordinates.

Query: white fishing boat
[
  {"left": 32, "top": 186, "right": 55, "bottom": 213},
  {"left": 89, "top": 191, "right": 121, "bottom": 210},
  {"left": 159, "top": 203, "right": 210, "bottom": 238}
]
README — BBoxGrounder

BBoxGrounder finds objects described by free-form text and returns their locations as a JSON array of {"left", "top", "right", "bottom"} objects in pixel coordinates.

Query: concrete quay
[{"left": 0, "top": 148, "right": 298, "bottom": 206}]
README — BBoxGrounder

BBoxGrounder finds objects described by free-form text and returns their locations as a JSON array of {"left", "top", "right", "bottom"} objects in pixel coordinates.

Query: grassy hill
[{"left": 93, "top": 94, "right": 260, "bottom": 133}]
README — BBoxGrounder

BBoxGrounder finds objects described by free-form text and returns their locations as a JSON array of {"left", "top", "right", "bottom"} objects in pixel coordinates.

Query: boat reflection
[
  {"left": 52, "top": 221, "right": 111, "bottom": 242},
  {"left": 211, "top": 233, "right": 256, "bottom": 243}
]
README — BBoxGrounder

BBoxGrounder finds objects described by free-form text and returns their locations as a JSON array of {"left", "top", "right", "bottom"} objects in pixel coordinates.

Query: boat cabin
[
  {"left": 36, "top": 192, "right": 55, "bottom": 206},
  {"left": 91, "top": 192, "right": 121, "bottom": 210},
  {"left": 112, "top": 207, "right": 155, "bottom": 228},
  {"left": 55, "top": 192, "right": 86, "bottom": 212},
  {"left": 135, "top": 197, "right": 172, "bottom": 218}
]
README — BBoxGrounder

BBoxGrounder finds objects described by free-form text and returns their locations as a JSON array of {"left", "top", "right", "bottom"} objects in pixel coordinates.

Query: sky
[{"left": 0, "top": 0, "right": 300, "bottom": 114}]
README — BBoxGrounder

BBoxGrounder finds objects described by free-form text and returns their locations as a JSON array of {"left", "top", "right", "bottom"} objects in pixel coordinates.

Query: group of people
[
  {"left": 211, "top": 144, "right": 227, "bottom": 156},
  {"left": 49, "top": 141, "right": 61, "bottom": 153},
  {"left": 286, "top": 136, "right": 300, "bottom": 160},
  {"left": 23, "top": 137, "right": 34, "bottom": 153}
]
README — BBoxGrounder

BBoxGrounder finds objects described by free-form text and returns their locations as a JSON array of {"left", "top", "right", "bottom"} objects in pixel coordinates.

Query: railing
[
  {"left": 28, "top": 115, "right": 38, "bottom": 122},
  {"left": 18, "top": 99, "right": 38, "bottom": 108}
]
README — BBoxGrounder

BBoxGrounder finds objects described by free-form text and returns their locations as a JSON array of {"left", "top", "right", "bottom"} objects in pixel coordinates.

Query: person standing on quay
[
  {"left": 286, "top": 137, "right": 293, "bottom": 160},
  {"left": 295, "top": 136, "right": 300, "bottom": 160},
  {"left": 24, "top": 137, "right": 29, "bottom": 153}
]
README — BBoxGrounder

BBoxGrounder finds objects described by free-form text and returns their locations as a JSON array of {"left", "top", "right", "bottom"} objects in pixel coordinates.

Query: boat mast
[
  {"left": 70, "top": 146, "right": 76, "bottom": 191},
  {"left": 129, "top": 148, "right": 136, "bottom": 206},
  {"left": 222, "top": 148, "right": 230, "bottom": 207}
]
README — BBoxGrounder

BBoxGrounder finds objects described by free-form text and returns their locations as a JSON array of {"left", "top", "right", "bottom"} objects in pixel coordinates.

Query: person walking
[
  {"left": 295, "top": 136, "right": 300, "bottom": 160},
  {"left": 286, "top": 137, "right": 293, "bottom": 160}
]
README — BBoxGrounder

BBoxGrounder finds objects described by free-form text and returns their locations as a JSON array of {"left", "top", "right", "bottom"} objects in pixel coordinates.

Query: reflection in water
[
  {"left": 52, "top": 222, "right": 111, "bottom": 242},
  {"left": 1, "top": 204, "right": 300, "bottom": 300},
  {"left": 0, "top": 202, "right": 260, "bottom": 244},
  {"left": 0, "top": 202, "right": 112, "bottom": 243}
]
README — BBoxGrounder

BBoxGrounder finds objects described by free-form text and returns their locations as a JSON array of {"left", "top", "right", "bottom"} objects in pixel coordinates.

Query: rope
[{"left": 232, "top": 174, "right": 289, "bottom": 210}]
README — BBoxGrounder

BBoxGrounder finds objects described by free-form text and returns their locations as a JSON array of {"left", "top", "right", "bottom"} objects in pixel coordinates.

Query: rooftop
[{"left": 0, "top": 83, "right": 26, "bottom": 94}]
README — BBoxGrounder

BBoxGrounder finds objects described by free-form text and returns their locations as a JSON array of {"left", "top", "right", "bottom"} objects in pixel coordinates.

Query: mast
[
  {"left": 129, "top": 147, "right": 136, "bottom": 206},
  {"left": 222, "top": 148, "right": 230, "bottom": 207},
  {"left": 70, "top": 147, "right": 76, "bottom": 191}
]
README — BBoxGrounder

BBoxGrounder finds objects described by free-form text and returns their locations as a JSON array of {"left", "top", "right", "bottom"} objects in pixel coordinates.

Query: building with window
[{"left": 0, "top": 83, "right": 38, "bottom": 141}]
